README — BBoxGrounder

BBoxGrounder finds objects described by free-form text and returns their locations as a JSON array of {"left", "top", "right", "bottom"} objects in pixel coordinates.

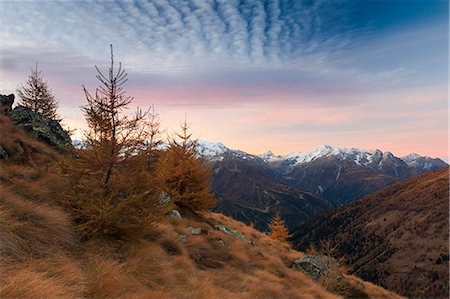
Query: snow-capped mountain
[
  {"left": 260, "top": 144, "right": 381, "bottom": 166},
  {"left": 196, "top": 140, "right": 257, "bottom": 161},
  {"left": 261, "top": 144, "right": 405, "bottom": 169},
  {"left": 259, "top": 144, "right": 417, "bottom": 179},
  {"left": 401, "top": 153, "right": 448, "bottom": 172},
  {"left": 198, "top": 141, "right": 447, "bottom": 207},
  {"left": 198, "top": 141, "right": 446, "bottom": 174}
]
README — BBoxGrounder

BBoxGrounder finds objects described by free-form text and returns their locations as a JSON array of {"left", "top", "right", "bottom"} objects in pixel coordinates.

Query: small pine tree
[
  {"left": 268, "top": 212, "right": 292, "bottom": 243},
  {"left": 17, "top": 64, "right": 59, "bottom": 120},
  {"left": 157, "top": 119, "right": 216, "bottom": 211}
]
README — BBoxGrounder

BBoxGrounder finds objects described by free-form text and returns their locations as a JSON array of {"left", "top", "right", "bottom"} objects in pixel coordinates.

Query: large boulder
[
  {"left": 10, "top": 106, "right": 71, "bottom": 149},
  {"left": 0, "top": 94, "right": 14, "bottom": 115},
  {"left": 292, "top": 255, "right": 357, "bottom": 296},
  {"left": 292, "top": 255, "right": 342, "bottom": 281}
]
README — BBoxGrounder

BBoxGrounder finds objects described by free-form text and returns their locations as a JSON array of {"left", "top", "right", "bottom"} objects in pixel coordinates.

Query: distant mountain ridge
[
  {"left": 195, "top": 141, "right": 447, "bottom": 229},
  {"left": 197, "top": 141, "right": 446, "bottom": 173}
]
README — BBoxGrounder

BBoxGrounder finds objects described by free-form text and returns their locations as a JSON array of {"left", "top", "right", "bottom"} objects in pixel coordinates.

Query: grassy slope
[
  {"left": 0, "top": 115, "right": 400, "bottom": 298},
  {"left": 293, "top": 167, "right": 449, "bottom": 298}
]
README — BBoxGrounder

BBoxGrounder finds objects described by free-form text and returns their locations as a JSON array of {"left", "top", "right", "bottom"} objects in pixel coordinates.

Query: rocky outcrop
[
  {"left": 10, "top": 106, "right": 71, "bottom": 149},
  {"left": 0, "top": 94, "right": 71, "bottom": 150},
  {"left": 292, "top": 255, "right": 342, "bottom": 281},
  {"left": 291, "top": 255, "right": 358, "bottom": 296},
  {"left": 214, "top": 224, "right": 254, "bottom": 246},
  {"left": 0, "top": 94, "right": 14, "bottom": 115}
]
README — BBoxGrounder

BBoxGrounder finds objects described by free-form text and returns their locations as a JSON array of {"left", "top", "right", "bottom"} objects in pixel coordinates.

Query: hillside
[
  {"left": 292, "top": 167, "right": 449, "bottom": 298},
  {"left": 0, "top": 111, "right": 401, "bottom": 298}
]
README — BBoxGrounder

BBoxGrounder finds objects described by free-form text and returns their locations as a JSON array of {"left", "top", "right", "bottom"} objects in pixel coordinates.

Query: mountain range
[{"left": 196, "top": 141, "right": 447, "bottom": 230}]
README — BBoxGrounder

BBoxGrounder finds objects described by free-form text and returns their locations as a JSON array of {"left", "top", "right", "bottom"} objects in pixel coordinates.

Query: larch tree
[
  {"left": 157, "top": 118, "right": 216, "bottom": 211},
  {"left": 17, "top": 64, "right": 60, "bottom": 120},
  {"left": 64, "top": 45, "right": 169, "bottom": 240},
  {"left": 268, "top": 212, "right": 292, "bottom": 243},
  {"left": 81, "top": 44, "right": 148, "bottom": 194}
]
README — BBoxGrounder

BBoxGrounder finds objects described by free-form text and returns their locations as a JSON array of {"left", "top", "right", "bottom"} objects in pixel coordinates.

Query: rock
[
  {"left": 10, "top": 106, "right": 71, "bottom": 149},
  {"left": 0, "top": 94, "right": 14, "bottom": 115},
  {"left": 291, "top": 255, "right": 341, "bottom": 281},
  {"left": 178, "top": 234, "right": 187, "bottom": 242},
  {"left": 0, "top": 145, "right": 9, "bottom": 160},
  {"left": 291, "top": 255, "right": 370, "bottom": 298},
  {"left": 215, "top": 239, "right": 225, "bottom": 247},
  {"left": 169, "top": 209, "right": 182, "bottom": 218},
  {"left": 185, "top": 226, "right": 202, "bottom": 235},
  {"left": 292, "top": 255, "right": 352, "bottom": 295},
  {"left": 214, "top": 224, "right": 255, "bottom": 246},
  {"left": 159, "top": 191, "right": 171, "bottom": 205}
]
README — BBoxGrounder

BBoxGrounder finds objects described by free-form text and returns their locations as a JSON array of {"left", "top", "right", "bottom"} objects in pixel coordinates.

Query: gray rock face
[
  {"left": 0, "top": 94, "right": 14, "bottom": 115},
  {"left": 292, "top": 255, "right": 361, "bottom": 296},
  {"left": 10, "top": 106, "right": 71, "bottom": 149},
  {"left": 291, "top": 255, "right": 341, "bottom": 281},
  {"left": 214, "top": 224, "right": 254, "bottom": 246}
]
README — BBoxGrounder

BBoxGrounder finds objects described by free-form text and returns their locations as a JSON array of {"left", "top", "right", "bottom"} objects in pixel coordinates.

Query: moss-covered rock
[{"left": 10, "top": 106, "right": 71, "bottom": 149}]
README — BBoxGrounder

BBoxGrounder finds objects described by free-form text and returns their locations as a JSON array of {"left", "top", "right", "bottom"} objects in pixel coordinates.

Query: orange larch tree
[
  {"left": 156, "top": 119, "right": 216, "bottom": 211},
  {"left": 268, "top": 212, "right": 292, "bottom": 243},
  {"left": 63, "top": 45, "right": 169, "bottom": 240}
]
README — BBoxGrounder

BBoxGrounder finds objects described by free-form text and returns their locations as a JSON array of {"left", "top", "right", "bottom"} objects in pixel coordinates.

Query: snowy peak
[
  {"left": 196, "top": 140, "right": 229, "bottom": 157},
  {"left": 401, "top": 153, "right": 448, "bottom": 172},
  {"left": 260, "top": 144, "right": 383, "bottom": 166},
  {"left": 259, "top": 150, "right": 282, "bottom": 163},
  {"left": 196, "top": 140, "right": 257, "bottom": 161},
  {"left": 402, "top": 153, "right": 421, "bottom": 161}
]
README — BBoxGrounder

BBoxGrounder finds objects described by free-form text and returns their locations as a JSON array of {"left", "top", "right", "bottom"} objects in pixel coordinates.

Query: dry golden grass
[
  {"left": 0, "top": 186, "right": 77, "bottom": 261},
  {"left": 344, "top": 275, "right": 404, "bottom": 299},
  {"left": 1, "top": 255, "right": 86, "bottom": 298}
]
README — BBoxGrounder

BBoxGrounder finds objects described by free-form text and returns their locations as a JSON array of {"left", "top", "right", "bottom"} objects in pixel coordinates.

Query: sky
[{"left": 0, "top": 0, "right": 448, "bottom": 160}]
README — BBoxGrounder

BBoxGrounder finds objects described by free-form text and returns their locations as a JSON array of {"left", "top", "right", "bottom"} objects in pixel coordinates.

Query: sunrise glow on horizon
[{"left": 0, "top": 0, "right": 448, "bottom": 161}]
